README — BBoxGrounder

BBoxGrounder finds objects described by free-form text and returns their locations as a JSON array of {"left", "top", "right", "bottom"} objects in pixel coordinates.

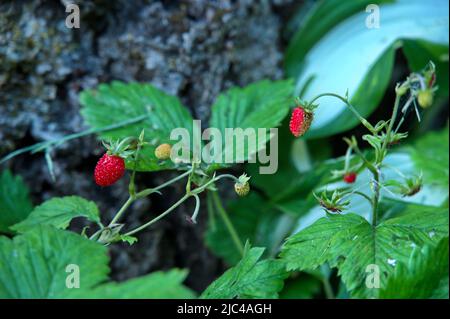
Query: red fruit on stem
[
  {"left": 428, "top": 72, "right": 436, "bottom": 88},
  {"left": 343, "top": 172, "right": 357, "bottom": 184},
  {"left": 94, "top": 153, "right": 126, "bottom": 186},
  {"left": 289, "top": 106, "right": 313, "bottom": 137}
]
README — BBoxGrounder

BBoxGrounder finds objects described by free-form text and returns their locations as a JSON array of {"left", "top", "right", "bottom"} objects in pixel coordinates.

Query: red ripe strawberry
[
  {"left": 94, "top": 153, "right": 125, "bottom": 186},
  {"left": 289, "top": 106, "right": 314, "bottom": 137},
  {"left": 343, "top": 172, "right": 357, "bottom": 184}
]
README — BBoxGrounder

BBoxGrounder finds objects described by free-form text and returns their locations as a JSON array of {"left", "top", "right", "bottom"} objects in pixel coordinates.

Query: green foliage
[
  {"left": 402, "top": 39, "right": 449, "bottom": 99},
  {"left": 206, "top": 193, "right": 293, "bottom": 265},
  {"left": 11, "top": 196, "right": 100, "bottom": 233},
  {"left": 80, "top": 80, "right": 294, "bottom": 172},
  {"left": 0, "top": 226, "right": 194, "bottom": 299},
  {"left": 208, "top": 79, "right": 294, "bottom": 168},
  {"left": 71, "top": 270, "right": 195, "bottom": 299},
  {"left": 0, "top": 226, "right": 109, "bottom": 298},
  {"left": 279, "top": 274, "right": 322, "bottom": 299},
  {"left": 280, "top": 204, "right": 449, "bottom": 298},
  {"left": 201, "top": 246, "right": 288, "bottom": 299},
  {"left": 80, "top": 81, "right": 194, "bottom": 171},
  {"left": 285, "top": 0, "right": 449, "bottom": 138},
  {"left": 0, "top": 170, "right": 33, "bottom": 234},
  {"left": 380, "top": 237, "right": 449, "bottom": 299},
  {"left": 284, "top": 0, "right": 394, "bottom": 76},
  {"left": 408, "top": 126, "right": 449, "bottom": 189}
]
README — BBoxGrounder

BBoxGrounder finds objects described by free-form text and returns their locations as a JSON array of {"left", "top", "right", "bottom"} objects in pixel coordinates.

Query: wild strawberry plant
[{"left": 0, "top": 63, "right": 447, "bottom": 299}]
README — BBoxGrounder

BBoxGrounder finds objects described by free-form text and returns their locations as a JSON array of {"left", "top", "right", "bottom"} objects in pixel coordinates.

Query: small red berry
[
  {"left": 289, "top": 106, "right": 313, "bottom": 137},
  {"left": 94, "top": 153, "right": 126, "bottom": 186},
  {"left": 343, "top": 172, "right": 357, "bottom": 184},
  {"left": 428, "top": 72, "right": 436, "bottom": 88}
]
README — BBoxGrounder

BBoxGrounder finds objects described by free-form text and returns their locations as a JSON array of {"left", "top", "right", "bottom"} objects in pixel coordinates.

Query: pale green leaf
[
  {"left": 285, "top": 0, "right": 394, "bottom": 76},
  {"left": 11, "top": 196, "right": 100, "bottom": 233},
  {"left": 0, "top": 170, "right": 33, "bottom": 234},
  {"left": 201, "top": 247, "right": 288, "bottom": 299}
]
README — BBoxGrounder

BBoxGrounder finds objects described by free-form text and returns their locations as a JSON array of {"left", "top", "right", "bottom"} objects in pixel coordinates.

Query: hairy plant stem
[
  {"left": 124, "top": 194, "right": 190, "bottom": 237},
  {"left": 381, "top": 93, "right": 401, "bottom": 158},
  {"left": 322, "top": 277, "right": 335, "bottom": 299},
  {"left": 0, "top": 114, "right": 150, "bottom": 164},
  {"left": 308, "top": 93, "right": 375, "bottom": 133},
  {"left": 211, "top": 191, "right": 245, "bottom": 257}
]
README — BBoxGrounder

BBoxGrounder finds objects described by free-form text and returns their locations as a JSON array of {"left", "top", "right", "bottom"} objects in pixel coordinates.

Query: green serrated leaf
[
  {"left": 11, "top": 196, "right": 100, "bottom": 233},
  {"left": 0, "top": 226, "right": 109, "bottom": 298},
  {"left": 70, "top": 269, "right": 195, "bottom": 299},
  {"left": 80, "top": 81, "right": 194, "bottom": 171},
  {"left": 119, "top": 234, "right": 138, "bottom": 245},
  {"left": 208, "top": 79, "right": 294, "bottom": 169},
  {"left": 0, "top": 170, "right": 33, "bottom": 234},
  {"left": 380, "top": 237, "right": 449, "bottom": 298},
  {"left": 201, "top": 247, "right": 288, "bottom": 299},
  {"left": 280, "top": 204, "right": 449, "bottom": 298}
]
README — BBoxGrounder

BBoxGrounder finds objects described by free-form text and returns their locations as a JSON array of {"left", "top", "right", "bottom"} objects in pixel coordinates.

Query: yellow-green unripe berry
[
  {"left": 234, "top": 173, "right": 251, "bottom": 197},
  {"left": 234, "top": 182, "right": 250, "bottom": 197},
  {"left": 417, "top": 89, "right": 434, "bottom": 109},
  {"left": 155, "top": 143, "right": 172, "bottom": 160}
]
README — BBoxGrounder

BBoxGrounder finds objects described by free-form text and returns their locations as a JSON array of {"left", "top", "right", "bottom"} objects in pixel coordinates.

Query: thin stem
[
  {"left": 0, "top": 114, "right": 150, "bottom": 164},
  {"left": 211, "top": 191, "right": 244, "bottom": 257},
  {"left": 136, "top": 169, "right": 192, "bottom": 199},
  {"left": 308, "top": 93, "right": 374, "bottom": 132},
  {"left": 322, "top": 277, "right": 335, "bottom": 299},
  {"left": 124, "top": 194, "right": 190, "bottom": 236},
  {"left": 381, "top": 93, "right": 401, "bottom": 158},
  {"left": 109, "top": 196, "right": 134, "bottom": 226},
  {"left": 192, "top": 173, "right": 239, "bottom": 194},
  {"left": 352, "top": 191, "right": 373, "bottom": 207},
  {"left": 371, "top": 168, "right": 381, "bottom": 227}
]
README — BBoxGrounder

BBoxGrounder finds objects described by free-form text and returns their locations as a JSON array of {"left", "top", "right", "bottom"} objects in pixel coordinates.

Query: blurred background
[{"left": 0, "top": 0, "right": 448, "bottom": 295}]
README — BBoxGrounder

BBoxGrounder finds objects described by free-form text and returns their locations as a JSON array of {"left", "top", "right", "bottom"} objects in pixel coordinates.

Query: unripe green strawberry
[
  {"left": 417, "top": 89, "right": 433, "bottom": 108},
  {"left": 234, "top": 173, "right": 251, "bottom": 197},
  {"left": 155, "top": 143, "right": 172, "bottom": 160}
]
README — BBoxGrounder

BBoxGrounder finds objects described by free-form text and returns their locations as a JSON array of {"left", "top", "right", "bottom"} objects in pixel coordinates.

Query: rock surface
[{"left": 0, "top": 0, "right": 296, "bottom": 291}]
